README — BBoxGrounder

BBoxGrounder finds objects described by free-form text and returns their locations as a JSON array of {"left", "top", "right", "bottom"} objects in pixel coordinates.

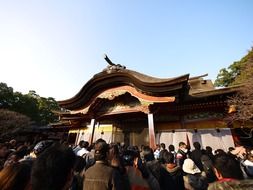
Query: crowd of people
[{"left": 0, "top": 138, "right": 253, "bottom": 190}]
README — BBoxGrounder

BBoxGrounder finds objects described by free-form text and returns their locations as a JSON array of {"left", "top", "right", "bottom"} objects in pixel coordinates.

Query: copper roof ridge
[
  {"left": 189, "top": 74, "right": 208, "bottom": 81},
  {"left": 190, "top": 85, "right": 242, "bottom": 96}
]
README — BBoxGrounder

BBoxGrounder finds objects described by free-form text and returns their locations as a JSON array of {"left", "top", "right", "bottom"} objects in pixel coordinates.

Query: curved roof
[{"left": 58, "top": 68, "right": 189, "bottom": 110}]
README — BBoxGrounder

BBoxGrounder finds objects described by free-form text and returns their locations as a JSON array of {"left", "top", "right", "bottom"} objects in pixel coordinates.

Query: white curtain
[
  {"left": 172, "top": 131, "right": 188, "bottom": 150},
  {"left": 159, "top": 132, "right": 174, "bottom": 148},
  {"left": 187, "top": 129, "right": 202, "bottom": 149},
  {"left": 157, "top": 129, "right": 235, "bottom": 151},
  {"left": 93, "top": 131, "right": 112, "bottom": 143},
  {"left": 159, "top": 130, "right": 187, "bottom": 150}
]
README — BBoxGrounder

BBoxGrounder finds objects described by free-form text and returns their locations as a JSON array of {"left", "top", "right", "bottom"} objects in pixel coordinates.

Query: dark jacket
[
  {"left": 190, "top": 149, "right": 203, "bottom": 171},
  {"left": 176, "top": 149, "right": 187, "bottom": 168},
  {"left": 183, "top": 173, "right": 208, "bottom": 190},
  {"left": 201, "top": 155, "right": 216, "bottom": 183},
  {"left": 84, "top": 161, "right": 122, "bottom": 190},
  {"left": 164, "top": 164, "right": 185, "bottom": 190},
  {"left": 159, "top": 149, "right": 168, "bottom": 164},
  {"left": 145, "top": 160, "right": 174, "bottom": 190}
]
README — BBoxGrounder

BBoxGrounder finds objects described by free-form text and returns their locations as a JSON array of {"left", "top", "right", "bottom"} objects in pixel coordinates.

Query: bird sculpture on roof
[
  {"left": 104, "top": 54, "right": 115, "bottom": 66},
  {"left": 103, "top": 54, "right": 126, "bottom": 73}
]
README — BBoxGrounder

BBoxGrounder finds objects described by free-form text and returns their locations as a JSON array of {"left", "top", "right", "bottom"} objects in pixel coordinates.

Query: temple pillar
[
  {"left": 123, "top": 131, "right": 130, "bottom": 147},
  {"left": 148, "top": 113, "right": 156, "bottom": 150},
  {"left": 89, "top": 118, "right": 96, "bottom": 144}
]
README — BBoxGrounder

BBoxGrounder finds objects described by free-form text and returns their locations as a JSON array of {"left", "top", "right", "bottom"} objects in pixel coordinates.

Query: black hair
[
  {"left": 193, "top": 142, "right": 201, "bottom": 150},
  {"left": 214, "top": 149, "right": 226, "bottom": 155},
  {"left": 228, "top": 147, "right": 235, "bottom": 152},
  {"left": 94, "top": 139, "right": 108, "bottom": 161},
  {"left": 16, "top": 145, "right": 28, "bottom": 159},
  {"left": 142, "top": 146, "right": 154, "bottom": 162},
  {"left": 179, "top": 142, "right": 186, "bottom": 147},
  {"left": 122, "top": 150, "right": 139, "bottom": 166},
  {"left": 213, "top": 154, "right": 243, "bottom": 180},
  {"left": 0, "top": 161, "right": 32, "bottom": 190},
  {"left": 160, "top": 143, "right": 165, "bottom": 149},
  {"left": 33, "top": 140, "right": 54, "bottom": 156},
  {"left": 78, "top": 140, "right": 85, "bottom": 147},
  {"left": 31, "top": 143, "right": 76, "bottom": 190},
  {"left": 83, "top": 141, "right": 89, "bottom": 148},
  {"left": 168, "top": 144, "right": 175, "bottom": 152},
  {"left": 163, "top": 151, "right": 174, "bottom": 164}
]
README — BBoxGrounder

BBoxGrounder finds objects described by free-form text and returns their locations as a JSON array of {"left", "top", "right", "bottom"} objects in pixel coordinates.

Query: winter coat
[
  {"left": 208, "top": 179, "right": 253, "bottom": 190},
  {"left": 84, "top": 161, "right": 122, "bottom": 190},
  {"left": 164, "top": 163, "right": 185, "bottom": 190},
  {"left": 190, "top": 149, "right": 203, "bottom": 171},
  {"left": 183, "top": 173, "right": 208, "bottom": 190}
]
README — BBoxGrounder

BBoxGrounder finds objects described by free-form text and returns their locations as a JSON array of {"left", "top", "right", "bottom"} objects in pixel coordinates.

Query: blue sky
[{"left": 0, "top": 1, "right": 253, "bottom": 100}]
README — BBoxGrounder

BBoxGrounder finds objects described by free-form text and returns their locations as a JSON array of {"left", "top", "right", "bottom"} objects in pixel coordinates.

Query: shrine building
[{"left": 54, "top": 56, "right": 240, "bottom": 150}]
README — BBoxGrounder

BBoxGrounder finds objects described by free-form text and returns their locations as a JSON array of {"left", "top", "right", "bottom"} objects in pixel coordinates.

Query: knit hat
[
  {"left": 33, "top": 140, "right": 54, "bottom": 155},
  {"left": 183, "top": 158, "right": 201, "bottom": 174}
]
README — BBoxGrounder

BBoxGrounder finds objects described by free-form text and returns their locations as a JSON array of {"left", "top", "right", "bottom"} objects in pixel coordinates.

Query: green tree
[
  {"left": 13, "top": 92, "right": 39, "bottom": 122},
  {"left": 228, "top": 64, "right": 253, "bottom": 123},
  {"left": 37, "top": 97, "right": 60, "bottom": 125},
  {"left": 233, "top": 49, "right": 253, "bottom": 85},
  {"left": 0, "top": 83, "right": 60, "bottom": 126},
  {"left": 214, "top": 47, "right": 253, "bottom": 87},
  {"left": 0, "top": 83, "right": 14, "bottom": 108},
  {"left": 220, "top": 47, "right": 253, "bottom": 123}
]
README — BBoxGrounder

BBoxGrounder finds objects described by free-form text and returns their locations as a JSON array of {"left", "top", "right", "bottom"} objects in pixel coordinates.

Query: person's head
[
  {"left": 214, "top": 149, "right": 226, "bottom": 156},
  {"left": 0, "top": 143, "right": 8, "bottom": 158},
  {"left": 0, "top": 161, "right": 32, "bottom": 190},
  {"left": 33, "top": 140, "right": 54, "bottom": 156},
  {"left": 87, "top": 143, "right": 95, "bottom": 151},
  {"left": 94, "top": 139, "right": 109, "bottom": 161},
  {"left": 244, "top": 149, "right": 253, "bottom": 177},
  {"left": 142, "top": 146, "right": 154, "bottom": 162},
  {"left": 228, "top": 147, "right": 235, "bottom": 152},
  {"left": 188, "top": 174, "right": 208, "bottom": 190},
  {"left": 108, "top": 143, "right": 119, "bottom": 161},
  {"left": 83, "top": 141, "right": 89, "bottom": 149},
  {"left": 9, "top": 139, "right": 16, "bottom": 148},
  {"left": 163, "top": 151, "right": 174, "bottom": 164},
  {"left": 182, "top": 158, "right": 201, "bottom": 175},
  {"left": 31, "top": 143, "right": 76, "bottom": 190},
  {"left": 4, "top": 152, "right": 19, "bottom": 168},
  {"left": 140, "top": 145, "right": 145, "bottom": 151},
  {"left": 160, "top": 143, "right": 165, "bottom": 150},
  {"left": 156, "top": 144, "right": 160, "bottom": 150},
  {"left": 206, "top": 146, "right": 212, "bottom": 153},
  {"left": 78, "top": 140, "right": 85, "bottom": 147},
  {"left": 193, "top": 142, "right": 201, "bottom": 150},
  {"left": 201, "top": 155, "right": 213, "bottom": 169},
  {"left": 16, "top": 145, "right": 28, "bottom": 158},
  {"left": 179, "top": 142, "right": 187, "bottom": 151},
  {"left": 247, "top": 149, "right": 253, "bottom": 162},
  {"left": 230, "top": 146, "right": 246, "bottom": 159},
  {"left": 122, "top": 150, "right": 139, "bottom": 166},
  {"left": 168, "top": 144, "right": 175, "bottom": 152},
  {"left": 213, "top": 154, "right": 243, "bottom": 180}
]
